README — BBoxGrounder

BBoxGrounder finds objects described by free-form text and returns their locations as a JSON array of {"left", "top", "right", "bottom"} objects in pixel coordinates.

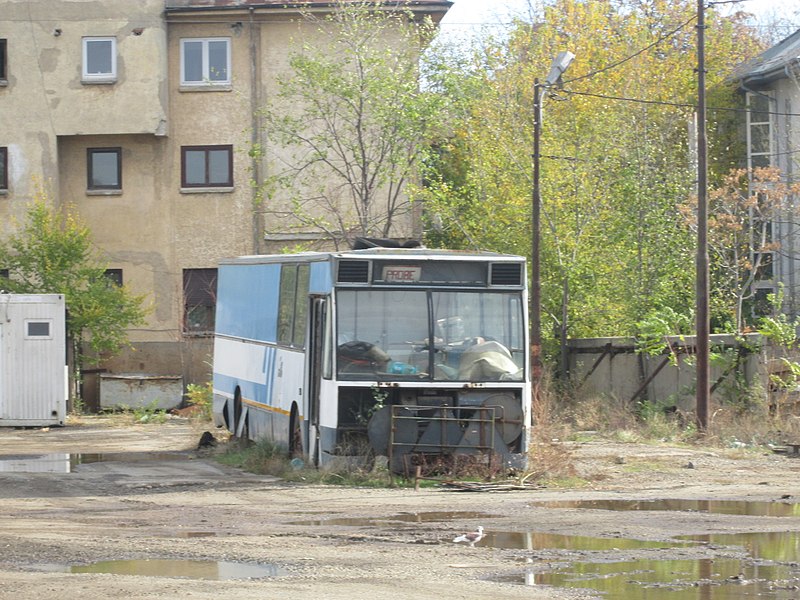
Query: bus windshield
[{"left": 336, "top": 289, "right": 525, "bottom": 382}]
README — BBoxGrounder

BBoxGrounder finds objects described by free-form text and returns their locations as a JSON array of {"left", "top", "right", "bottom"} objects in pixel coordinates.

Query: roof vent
[
  {"left": 490, "top": 263, "right": 522, "bottom": 286},
  {"left": 337, "top": 260, "right": 370, "bottom": 283}
]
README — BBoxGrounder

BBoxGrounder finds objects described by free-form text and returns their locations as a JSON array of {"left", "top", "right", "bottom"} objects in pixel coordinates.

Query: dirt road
[{"left": 1, "top": 417, "right": 800, "bottom": 599}]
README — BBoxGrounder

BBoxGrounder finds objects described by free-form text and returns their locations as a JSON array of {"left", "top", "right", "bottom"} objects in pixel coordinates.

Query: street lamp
[{"left": 531, "top": 51, "right": 574, "bottom": 405}]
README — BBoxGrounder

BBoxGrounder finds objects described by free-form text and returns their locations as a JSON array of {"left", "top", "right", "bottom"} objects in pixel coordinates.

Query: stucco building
[
  {"left": 734, "top": 28, "right": 800, "bottom": 320},
  {"left": 0, "top": 0, "right": 451, "bottom": 401}
]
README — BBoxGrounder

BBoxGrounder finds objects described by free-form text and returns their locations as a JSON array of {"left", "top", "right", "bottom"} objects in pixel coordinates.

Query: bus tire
[{"left": 232, "top": 388, "right": 251, "bottom": 442}]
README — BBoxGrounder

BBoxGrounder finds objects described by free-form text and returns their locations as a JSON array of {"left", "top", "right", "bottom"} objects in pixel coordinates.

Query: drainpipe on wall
[{"left": 249, "top": 7, "right": 264, "bottom": 255}]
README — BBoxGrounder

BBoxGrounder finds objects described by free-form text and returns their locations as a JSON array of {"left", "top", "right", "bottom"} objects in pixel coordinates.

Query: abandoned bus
[{"left": 212, "top": 248, "right": 530, "bottom": 472}]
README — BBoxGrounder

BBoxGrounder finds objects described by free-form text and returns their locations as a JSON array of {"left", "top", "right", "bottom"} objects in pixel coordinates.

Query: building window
[
  {"left": 82, "top": 37, "right": 116, "bottom": 82},
  {"left": 180, "top": 38, "right": 230, "bottom": 86},
  {"left": 747, "top": 92, "right": 772, "bottom": 169},
  {"left": 749, "top": 286, "right": 775, "bottom": 321},
  {"left": 181, "top": 145, "right": 233, "bottom": 188},
  {"left": 183, "top": 268, "right": 217, "bottom": 334},
  {"left": 104, "top": 269, "right": 123, "bottom": 286},
  {"left": 87, "top": 148, "right": 121, "bottom": 191},
  {"left": 753, "top": 251, "right": 774, "bottom": 281},
  {"left": 0, "top": 147, "right": 7, "bottom": 191},
  {"left": 0, "top": 39, "right": 7, "bottom": 82}
]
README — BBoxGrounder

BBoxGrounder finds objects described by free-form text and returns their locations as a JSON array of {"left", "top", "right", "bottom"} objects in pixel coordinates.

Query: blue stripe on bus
[
  {"left": 215, "top": 372, "right": 269, "bottom": 407},
  {"left": 213, "top": 344, "right": 277, "bottom": 406}
]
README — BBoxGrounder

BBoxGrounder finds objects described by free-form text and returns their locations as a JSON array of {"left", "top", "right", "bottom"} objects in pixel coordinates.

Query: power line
[
  {"left": 562, "top": 14, "right": 698, "bottom": 85},
  {"left": 563, "top": 89, "right": 800, "bottom": 118}
]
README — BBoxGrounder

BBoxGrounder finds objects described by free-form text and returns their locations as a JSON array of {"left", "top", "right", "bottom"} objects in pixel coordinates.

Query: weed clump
[{"left": 217, "top": 438, "right": 397, "bottom": 487}]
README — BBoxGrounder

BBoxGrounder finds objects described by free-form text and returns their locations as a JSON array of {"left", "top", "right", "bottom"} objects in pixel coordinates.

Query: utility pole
[
  {"left": 530, "top": 52, "right": 574, "bottom": 410},
  {"left": 696, "top": 0, "right": 710, "bottom": 431},
  {"left": 531, "top": 78, "right": 543, "bottom": 407}
]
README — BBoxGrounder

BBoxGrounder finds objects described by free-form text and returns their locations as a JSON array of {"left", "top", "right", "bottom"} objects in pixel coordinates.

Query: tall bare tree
[{"left": 256, "top": 2, "right": 443, "bottom": 249}]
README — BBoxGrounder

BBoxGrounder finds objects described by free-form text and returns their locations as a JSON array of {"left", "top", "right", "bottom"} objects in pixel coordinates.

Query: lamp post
[{"left": 531, "top": 51, "right": 574, "bottom": 406}]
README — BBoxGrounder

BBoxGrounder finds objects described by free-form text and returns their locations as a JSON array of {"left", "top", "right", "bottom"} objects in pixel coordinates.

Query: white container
[{"left": 0, "top": 294, "right": 67, "bottom": 426}]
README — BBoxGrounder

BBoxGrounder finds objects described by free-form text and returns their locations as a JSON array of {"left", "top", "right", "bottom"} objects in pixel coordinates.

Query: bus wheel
[{"left": 289, "top": 404, "right": 303, "bottom": 458}]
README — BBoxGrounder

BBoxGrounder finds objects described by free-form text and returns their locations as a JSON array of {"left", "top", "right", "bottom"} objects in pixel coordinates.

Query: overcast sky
[{"left": 440, "top": 0, "right": 800, "bottom": 31}]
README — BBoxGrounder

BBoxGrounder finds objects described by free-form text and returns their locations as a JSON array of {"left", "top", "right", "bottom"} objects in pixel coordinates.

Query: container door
[{"left": 0, "top": 323, "right": 4, "bottom": 419}]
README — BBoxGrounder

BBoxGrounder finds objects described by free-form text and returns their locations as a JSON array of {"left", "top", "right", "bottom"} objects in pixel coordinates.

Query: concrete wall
[
  {"left": 100, "top": 373, "right": 183, "bottom": 410},
  {"left": 569, "top": 334, "right": 768, "bottom": 411}
]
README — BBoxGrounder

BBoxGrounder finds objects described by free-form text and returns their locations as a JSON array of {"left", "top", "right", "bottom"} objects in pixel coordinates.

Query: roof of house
[
  {"left": 165, "top": 0, "right": 452, "bottom": 12},
  {"left": 733, "top": 27, "right": 800, "bottom": 86}
]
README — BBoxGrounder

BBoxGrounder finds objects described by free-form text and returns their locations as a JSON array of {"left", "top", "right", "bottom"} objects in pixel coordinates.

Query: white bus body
[{"left": 212, "top": 249, "right": 530, "bottom": 472}]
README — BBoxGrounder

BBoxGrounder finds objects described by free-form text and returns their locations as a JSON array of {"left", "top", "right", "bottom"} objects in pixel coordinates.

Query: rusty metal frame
[{"left": 387, "top": 405, "right": 496, "bottom": 475}]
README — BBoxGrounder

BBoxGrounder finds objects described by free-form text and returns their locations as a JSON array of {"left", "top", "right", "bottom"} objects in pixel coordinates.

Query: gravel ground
[{"left": 1, "top": 416, "right": 800, "bottom": 599}]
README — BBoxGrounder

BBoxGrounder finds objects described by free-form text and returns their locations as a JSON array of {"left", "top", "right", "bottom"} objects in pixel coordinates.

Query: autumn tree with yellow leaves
[{"left": 421, "top": 0, "right": 768, "bottom": 365}]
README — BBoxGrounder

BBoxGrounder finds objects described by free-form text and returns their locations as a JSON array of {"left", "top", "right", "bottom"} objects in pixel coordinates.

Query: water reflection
[
  {"left": 480, "top": 531, "right": 684, "bottom": 551},
  {"left": 0, "top": 452, "right": 189, "bottom": 474},
  {"left": 69, "top": 559, "right": 285, "bottom": 580},
  {"left": 683, "top": 531, "right": 800, "bottom": 563},
  {"left": 290, "top": 511, "right": 491, "bottom": 526},
  {"left": 487, "top": 530, "right": 800, "bottom": 598},
  {"left": 521, "top": 558, "right": 800, "bottom": 599},
  {"left": 531, "top": 499, "right": 800, "bottom": 517}
]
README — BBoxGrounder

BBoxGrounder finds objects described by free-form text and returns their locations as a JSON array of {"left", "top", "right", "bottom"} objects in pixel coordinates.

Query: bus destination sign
[{"left": 382, "top": 265, "right": 421, "bottom": 283}]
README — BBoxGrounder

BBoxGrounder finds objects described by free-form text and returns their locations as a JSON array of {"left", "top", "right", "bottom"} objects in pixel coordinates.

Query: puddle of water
[
  {"left": 290, "top": 511, "right": 490, "bottom": 526},
  {"left": 71, "top": 452, "right": 189, "bottom": 466},
  {"left": 483, "top": 529, "right": 800, "bottom": 598},
  {"left": 531, "top": 499, "right": 800, "bottom": 517},
  {"left": 68, "top": 559, "right": 285, "bottom": 580},
  {"left": 479, "top": 531, "right": 684, "bottom": 551},
  {"left": 498, "top": 558, "right": 800, "bottom": 599},
  {"left": 682, "top": 531, "right": 800, "bottom": 563},
  {"left": 0, "top": 452, "right": 189, "bottom": 474}
]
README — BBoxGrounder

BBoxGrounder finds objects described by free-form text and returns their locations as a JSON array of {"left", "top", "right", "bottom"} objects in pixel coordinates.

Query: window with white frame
[
  {"left": 82, "top": 37, "right": 116, "bottom": 82},
  {"left": 746, "top": 92, "right": 772, "bottom": 169},
  {"left": 180, "top": 38, "right": 230, "bottom": 86}
]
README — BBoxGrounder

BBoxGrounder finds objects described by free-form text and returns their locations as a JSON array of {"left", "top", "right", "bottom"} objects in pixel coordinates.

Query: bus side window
[
  {"left": 277, "top": 263, "right": 310, "bottom": 348},
  {"left": 277, "top": 266, "right": 297, "bottom": 345},
  {"left": 294, "top": 264, "right": 309, "bottom": 348}
]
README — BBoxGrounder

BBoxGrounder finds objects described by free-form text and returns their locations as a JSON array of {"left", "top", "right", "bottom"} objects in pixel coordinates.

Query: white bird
[{"left": 453, "top": 525, "right": 485, "bottom": 548}]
